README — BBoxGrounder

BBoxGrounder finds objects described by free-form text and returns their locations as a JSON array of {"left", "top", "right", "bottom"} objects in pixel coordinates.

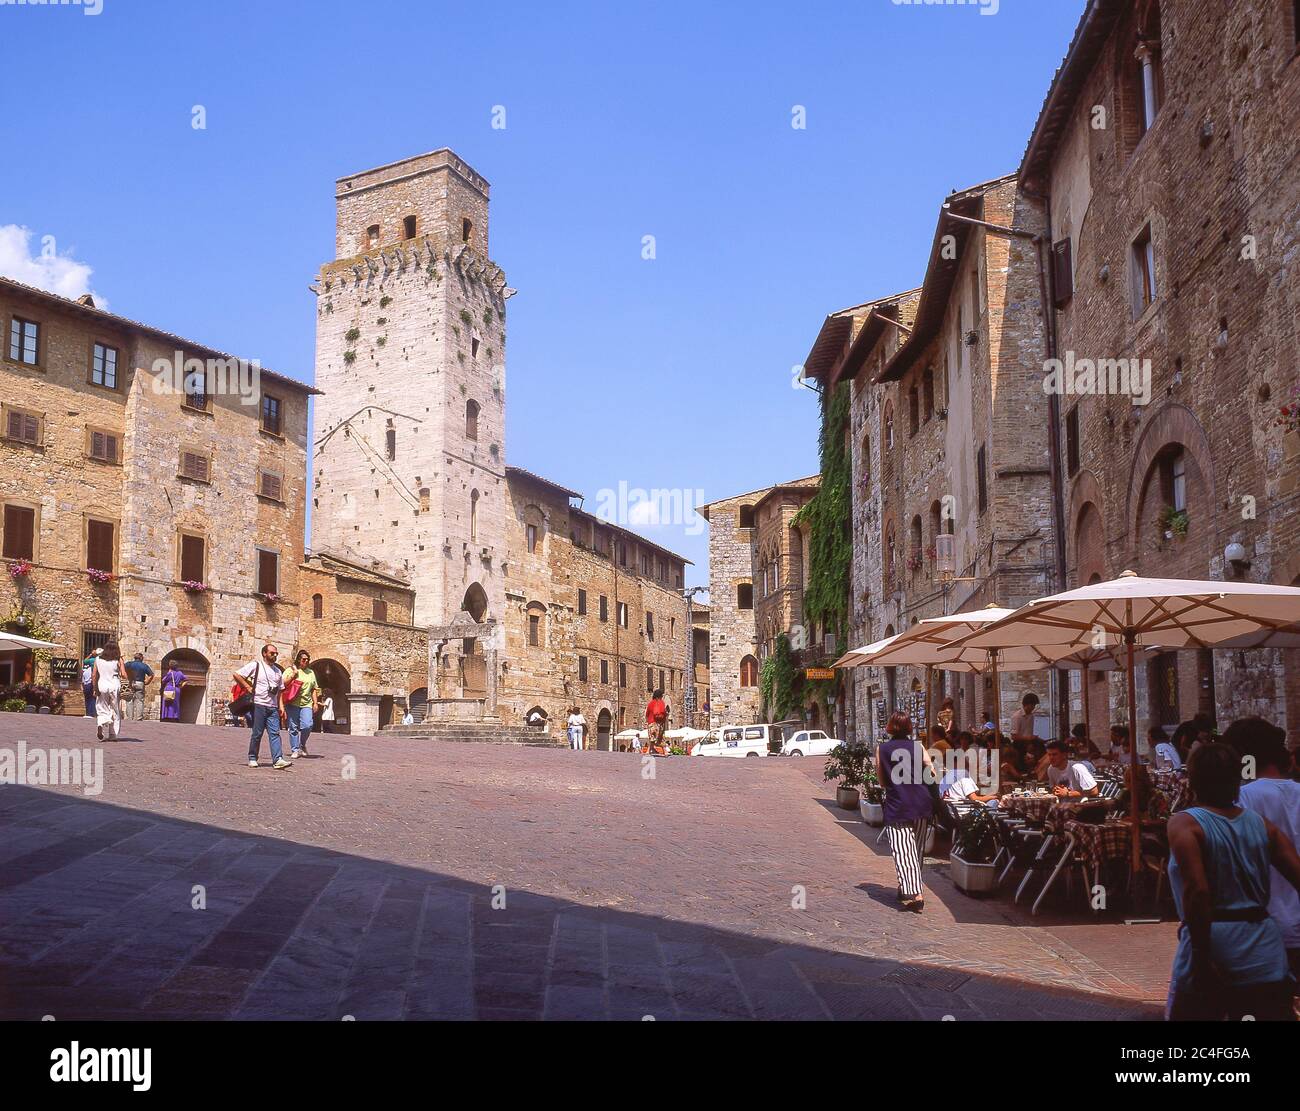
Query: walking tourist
[
  {"left": 646, "top": 688, "right": 668, "bottom": 753},
  {"left": 234, "top": 644, "right": 290, "bottom": 770},
  {"left": 281, "top": 649, "right": 320, "bottom": 759},
  {"left": 566, "top": 706, "right": 587, "bottom": 751},
  {"left": 81, "top": 648, "right": 100, "bottom": 717},
  {"left": 93, "top": 641, "right": 128, "bottom": 741},
  {"left": 876, "top": 711, "right": 936, "bottom": 914},
  {"left": 123, "top": 652, "right": 154, "bottom": 722},
  {"left": 1225, "top": 717, "right": 1300, "bottom": 992},
  {"left": 1165, "top": 742, "right": 1300, "bottom": 1021},
  {"left": 159, "top": 660, "right": 186, "bottom": 723}
]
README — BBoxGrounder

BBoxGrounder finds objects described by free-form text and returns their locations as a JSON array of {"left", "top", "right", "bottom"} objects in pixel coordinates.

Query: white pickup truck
[{"left": 780, "top": 729, "right": 840, "bottom": 757}]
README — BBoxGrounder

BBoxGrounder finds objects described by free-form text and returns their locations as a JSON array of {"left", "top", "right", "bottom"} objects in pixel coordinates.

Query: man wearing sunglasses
[{"left": 233, "top": 643, "right": 291, "bottom": 770}]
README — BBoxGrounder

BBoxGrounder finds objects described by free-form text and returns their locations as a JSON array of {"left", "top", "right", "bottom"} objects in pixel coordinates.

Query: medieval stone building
[
  {"left": 0, "top": 276, "right": 315, "bottom": 723},
  {"left": 308, "top": 150, "right": 689, "bottom": 737}
]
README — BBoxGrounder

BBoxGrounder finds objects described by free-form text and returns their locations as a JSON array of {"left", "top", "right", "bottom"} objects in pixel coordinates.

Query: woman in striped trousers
[{"left": 877, "top": 711, "right": 937, "bottom": 913}]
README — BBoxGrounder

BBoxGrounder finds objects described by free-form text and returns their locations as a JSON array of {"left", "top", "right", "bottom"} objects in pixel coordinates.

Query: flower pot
[
  {"left": 836, "top": 786, "right": 860, "bottom": 811},
  {"left": 859, "top": 799, "right": 884, "bottom": 826},
  {"left": 949, "top": 850, "right": 999, "bottom": 895}
]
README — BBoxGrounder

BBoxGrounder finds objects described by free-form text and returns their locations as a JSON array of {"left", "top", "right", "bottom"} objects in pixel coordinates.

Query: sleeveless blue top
[
  {"left": 1167, "top": 807, "right": 1289, "bottom": 991},
  {"left": 877, "top": 738, "right": 934, "bottom": 825}
]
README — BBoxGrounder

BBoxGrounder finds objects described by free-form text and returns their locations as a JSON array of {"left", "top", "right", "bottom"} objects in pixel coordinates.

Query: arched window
[
  {"left": 419, "top": 487, "right": 430, "bottom": 513},
  {"left": 929, "top": 499, "right": 943, "bottom": 544},
  {"left": 884, "top": 520, "right": 896, "bottom": 590},
  {"left": 311, "top": 593, "right": 323, "bottom": 619},
  {"left": 385, "top": 427, "right": 396, "bottom": 461},
  {"left": 366, "top": 224, "right": 380, "bottom": 249},
  {"left": 860, "top": 432, "right": 871, "bottom": 484},
  {"left": 470, "top": 489, "right": 479, "bottom": 541},
  {"left": 465, "top": 399, "right": 479, "bottom": 441},
  {"left": 527, "top": 602, "right": 546, "bottom": 648},
  {"left": 882, "top": 400, "right": 895, "bottom": 451},
  {"left": 462, "top": 583, "right": 488, "bottom": 622},
  {"left": 462, "top": 218, "right": 473, "bottom": 243},
  {"left": 740, "top": 655, "right": 758, "bottom": 688},
  {"left": 403, "top": 215, "right": 417, "bottom": 239},
  {"left": 907, "top": 385, "right": 920, "bottom": 437},
  {"left": 910, "top": 515, "right": 923, "bottom": 559}
]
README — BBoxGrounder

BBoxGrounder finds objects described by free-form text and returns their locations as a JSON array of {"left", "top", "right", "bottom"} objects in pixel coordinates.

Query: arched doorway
[
  {"left": 160, "top": 648, "right": 209, "bottom": 724},
  {"left": 379, "top": 695, "right": 395, "bottom": 730},
  {"left": 409, "top": 687, "right": 428, "bottom": 723},
  {"left": 596, "top": 708, "right": 612, "bottom": 751},
  {"left": 524, "top": 705, "right": 548, "bottom": 730},
  {"left": 313, "top": 658, "right": 351, "bottom": 734}
]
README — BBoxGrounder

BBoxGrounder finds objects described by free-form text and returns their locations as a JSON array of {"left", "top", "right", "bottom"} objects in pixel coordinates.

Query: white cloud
[
  {"left": 626, "top": 496, "right": 661, "bottom": 527},
  {"left": 0, "top": 225, "right": 106, "bottom": 309}
]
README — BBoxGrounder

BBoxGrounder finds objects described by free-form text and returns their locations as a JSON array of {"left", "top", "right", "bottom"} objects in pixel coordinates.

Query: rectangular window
[
  {"left": 81, "top": 628, "right": 112, "bottom": 658},
  {"left": 617, "top": 601, "right": 628, "bottom": 628},
  {"left": 528, "top": 614, "right": 540, "bottom": 647},
  {"left": 619, "top": 662, "right": 627, "bottom": 688},
  {"left": 600, "top": 658, "right": 609, "bottom": 685},
  {"left": 256, "top": 548, "right": 279, "bottom": 595},
  {"left": 577, "top": 588, "right": 587, "bottom": 616},
  {"left": 261, "top": 394, "right": 282, "bottom": 436},
  {"left": 737, "top": 583, "right": 753, "bottom": 610},
  {"left": 180, "top": 451, "right": 210, "bottom": 482},
  {"left": 1172, "top": 454, "right": 1187, "bottom": 513},
  {"left": 1132, "top": 224, "right": 1157, "bottom": 317},
  {"left": 659, "top": 668, "right": 665, "bottom": 692},
  {"left": 5, "top": 407, "right": 41, "bottom": 446},
  {"left": 372, "top": 598, "right": 388, "bottom": 622},
  {"left": 640, "top": 553, "right": 650, "bottom": 576},
  {"left": 2, "top": 504, "right": 35, "bottom": 560},
  {"left": 1052, "top": 239, "right": 1074, "bottom": 307},
  {"left": 578, "top": 656, "right": 588, "bottom": 682},
  {"left": 599, "top": 594, "right": 608, "bottom": 622},
  {"left": 1065, "top": 406, "right": 1080, "bottom": 476},
  {"left": 180, "top": 533, "right": 205, "bottom": 583},
  {"left": 86, "top": 519, "right": 114, "bottom": 573},
  {"left": 526, "top": 524, "right": 538, "bottom": 554},
  {"left": 977, "top": 444, "right": 988, "bottom": 515},
  {"left": 259, "top": 471, "right": 282, "bottom": 501},
  {"left": 88, "top": 429, "right": 119, "bottom": 463},
  {"left": 8, "top": 317, "right": 39, "bottom": 364},
  {"left": 647, "top": 667, "right": 654, "bottom": 693},
  {"left": 184, "top": 368, "right": 209, "bottom": 411},
  {"left": 646, "top": 611, "right": 654, "bottom": 641},
  {"left": 90, "top": 343, "right": 119, "bottom": 389}
]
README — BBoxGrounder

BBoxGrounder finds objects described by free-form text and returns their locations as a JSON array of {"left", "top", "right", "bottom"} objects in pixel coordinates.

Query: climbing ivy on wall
[
  {"left": 759, "top": 633, "right": 804, "bottom": 722},
  {"left": 793, "top": 382, "right": 852, "bottom": 653}
]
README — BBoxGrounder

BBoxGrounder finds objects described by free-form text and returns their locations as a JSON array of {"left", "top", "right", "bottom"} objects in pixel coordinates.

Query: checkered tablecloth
[
  {"left": 1065, "top": 818, "right": 1133, "bottom": 872},
  {"left": 1044, "top": 798, "right": 1116, "bottom": 834},
  {"left": 1151, "top": 768, "right": 1185, "bottom": 795},
  {"left": 1000, "top": 793, "right": 1056, "bottom": 825}
]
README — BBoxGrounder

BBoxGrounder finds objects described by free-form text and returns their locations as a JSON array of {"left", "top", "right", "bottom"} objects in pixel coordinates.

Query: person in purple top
[{"left": 876, "top": 711, "right": 939, "bottom": 913}]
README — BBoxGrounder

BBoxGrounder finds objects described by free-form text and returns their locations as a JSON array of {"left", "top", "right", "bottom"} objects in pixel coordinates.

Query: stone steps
[{"left": 379, "top": 723, "right": 558, "bottom": 746}]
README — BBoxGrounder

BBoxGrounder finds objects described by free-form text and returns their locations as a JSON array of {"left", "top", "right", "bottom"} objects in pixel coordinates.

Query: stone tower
[{"left": 311, "top": 150, "right": 511, "bottom": 647}]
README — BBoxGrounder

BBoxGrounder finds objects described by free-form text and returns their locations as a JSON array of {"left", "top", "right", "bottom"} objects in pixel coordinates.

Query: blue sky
[{"left": 0, "top": 0, "right": 1080, "bottom": 588}]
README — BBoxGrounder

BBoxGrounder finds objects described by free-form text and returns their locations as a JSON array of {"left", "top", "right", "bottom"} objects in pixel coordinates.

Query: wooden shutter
[
  {"left": 1052, "top": 239, "right": 1074, "bottom": 307},
  {"left": 372, "top": 598, "right": 387, "bottom": 622},
  {"left": 90, "top": 431, "right": 118, "bottom": 463},
  {"left": 7, "top": 410, "right": 38, "bottom": 444},
  {"left": 3, "top": 504, "right": 35, "bottom": 560},
  {"left": 86, "top": 520, "right": 114, "bottom": 572},
  {"left": 180, "top": 534, "right": 205, "bottom": 582},
  {"left": 181, "top": 452, "right": 209, "bottom": 481},
  {"left": 260, "top": 472, "right": 282, "bottom": 500},
  {"left": 257, "top": 549, "right": 278, "bottom": 595}
]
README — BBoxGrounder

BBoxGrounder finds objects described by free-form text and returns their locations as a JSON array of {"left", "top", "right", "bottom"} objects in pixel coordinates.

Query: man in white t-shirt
[
  {"left": 566, "top": 707, "right": 587, "bottom": 751},
  {"left": 939, "top": 767, "right": 998, "bottom": 810},
  {"left": 1045, "top": 740, "right": 1099, "bottom": 798},
  {"left": 1009, "top": 693, "right": 1039, "bottom": 744},
  {"left": 1225, "top": 717, "right": 1300, "bottom": 986},
  {"left": 234, "top": 643, "right": 289, "bottom": 769}
]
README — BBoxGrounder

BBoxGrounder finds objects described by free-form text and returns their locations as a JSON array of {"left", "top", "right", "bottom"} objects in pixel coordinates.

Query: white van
[
  {"left": 780, "top": 729, "right": 840, "bottom": 757},
  {"left": 692, "top": 724, "right": 782, "bottom": 758}
]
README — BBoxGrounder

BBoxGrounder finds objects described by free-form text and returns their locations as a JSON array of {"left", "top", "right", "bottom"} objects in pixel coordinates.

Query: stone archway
[
  {"left": 1126, "top": 403, "right": 1216, "bottom": 565},
  {"left": 313, "top": 658, "right": 351, "bottom": 734},
  {"left": 159, "top": 647, "right": 209, "bottom": 724},
  {"left": 596, "top": 708, "right": 613, "bottom": 751}
]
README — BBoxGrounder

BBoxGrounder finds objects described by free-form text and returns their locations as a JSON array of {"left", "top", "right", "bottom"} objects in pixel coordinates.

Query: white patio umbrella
[
  {"left": 965, "top": 570, "right": 1300, "bottom": 868},
  {"left": 830, "top": 633, "right": 902, "bottom": 669},
  {"left": 0, "top": 631, "right": 62, "bottom": 651}
]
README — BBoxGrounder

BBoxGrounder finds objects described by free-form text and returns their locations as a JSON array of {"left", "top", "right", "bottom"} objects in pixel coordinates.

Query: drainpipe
[{"left": 1021, "top": 179, "right": 1071, "bottom": 735}]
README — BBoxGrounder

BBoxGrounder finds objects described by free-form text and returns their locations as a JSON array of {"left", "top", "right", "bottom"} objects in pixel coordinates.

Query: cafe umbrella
[
  {"left": 0, "top": 632, "right": 62, "bottom": 651},
  {"left": 964, "top": 570, "right": 1300, "bottom": 868}
]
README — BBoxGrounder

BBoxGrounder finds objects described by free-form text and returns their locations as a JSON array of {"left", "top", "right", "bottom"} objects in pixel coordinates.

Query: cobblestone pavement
[{"left": 0, "top": 716, "right": 1176, "bottom": 1020}]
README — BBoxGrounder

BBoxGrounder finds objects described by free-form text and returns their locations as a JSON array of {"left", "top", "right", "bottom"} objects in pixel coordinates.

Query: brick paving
[{"left": 0, "top": 716, "right": 1175, "bottom": 1020}]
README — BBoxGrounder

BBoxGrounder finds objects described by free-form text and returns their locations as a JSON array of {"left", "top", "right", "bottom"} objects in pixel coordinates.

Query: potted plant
[
  {"left": 86, "top": 568, "right": 113, "bottom": 585},
  {"left": 858, "top": 758, "right": 885, "bottom": 826},
  {"left": 181, "top": 580, "right": 208, "bottom": 594},
  {"left": 8, "top": 559, "right": 32, "bottom": 580},
  {"left": 949, "top": 804, "right": 1000, "bottom": 894},
  {"left": 824, "top": 740, "right": 870, "bottom": 811},
  {"left": 258, "top": 591, "right": 280, "bottom": 605},
  {"left": 1157, "top": 505, "right": 1189, "bottom": 541}
]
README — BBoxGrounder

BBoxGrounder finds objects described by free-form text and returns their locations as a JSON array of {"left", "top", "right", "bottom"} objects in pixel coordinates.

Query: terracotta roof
[
  {"left": 802, "top": 295, "right": 908, "bottom": 386},
  {"left": 0, "top": 275, "right": 320, "bottom": 396},
  {"left": 699, "top": 475, "right": 821, "bottom": 519},
  {"left": 835, "top": 289, "right": 923, "bottom": 385},
  {"left": 1019, "top": 1, "right": 1125, "bottom": 188},
  {"left": 505, "top": 465, "right": 582, "bottom": 500},
  {"left": 304, "top": 549, "right": 413, "bottom": 589}
]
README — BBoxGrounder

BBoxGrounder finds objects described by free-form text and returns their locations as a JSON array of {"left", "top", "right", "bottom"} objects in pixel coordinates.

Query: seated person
[
  {"left": 1150, "top": 724, "right": 1182, "bottom": 770},
  {"left": 1044, "top": 740, "right": 1101, "bottom": 799},
  {"left": 939, "top": 765, "right": 998, "bottom": 809},
  {"left": 1070, "top": 743, "right": 1099, "bottom": 775},
  {"left": 928, "top": 723, "right": 951, "bottom": 755},
  {"left": 1026, "top": 738, "right": 1049, "bottom": 779},
  {"left": 1108, "top": 724, "right": 1132, "bottom": 762},
  {"left": 954, "top": 729, "right": 976, "bottom": 753},
  {"left": 1070, "top": 722, "right": 1102, "bottom": 763},
  {"left": 998, "top": 744, "right": 1027, "bottom": 786}
]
